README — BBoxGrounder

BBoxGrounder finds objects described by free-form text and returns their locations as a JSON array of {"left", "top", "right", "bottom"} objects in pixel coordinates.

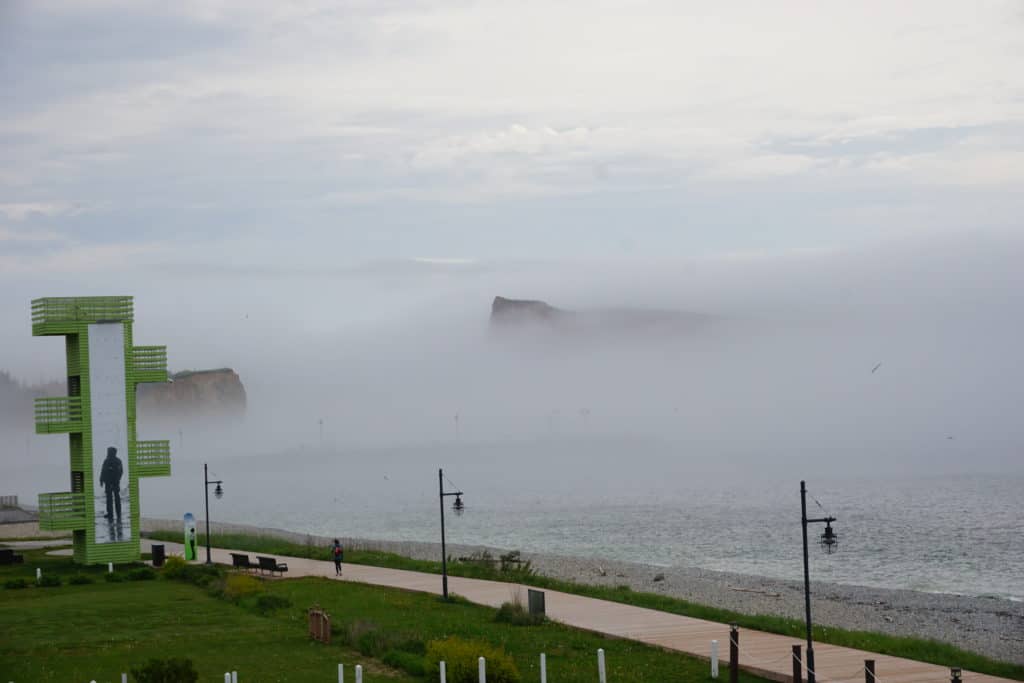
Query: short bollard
[
  {"left": 440, "top": 660, "right": 447, "bottom": 683},
  {"left": 729, "top": 624, "right": 739, "bottom": 683},
  {"left": 865, "top": 659, "right": 876, "bottom": 683},
  {"left": 355, "top": 664, "right": 363, "bottom": 683},
  {"left": 711, "top": 639, "right": 719, "bottom": 679},
  {"left": 108, "top": 562, "right": 113, "bottom": 573},
  {"left": 792, "top": 645, "right": 802, "bottom": 683},
  {"left": 540, "top": 652, "right": 547, "bottom": 683},
  {"left": 122, "top": 674, "right": 128, "bottom": 683},
  {"left": 479, "top": 656, "right": 486, "bottom": 683},
  {"left": 223, "top": 674, "right": 230, "bottom": 683},
  {"left": 232, "top": 671, "right": 238, "bottom": 683},
  {"left": 598, "top": 648, "right": 606, "bottom": 683},
  {"left": 338, "top": 663, "right": 344, "bottom": 683},
  {"left": 36, "top": 568, "right": 41, "bottom": 581}
]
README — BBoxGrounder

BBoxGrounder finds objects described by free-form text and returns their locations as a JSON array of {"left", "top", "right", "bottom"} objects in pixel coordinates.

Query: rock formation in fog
[
  {"left": 490, "top": 296, "right": 711, "bottom": 333},
  {"left": 138, "top": 368, "right": 247, "bottom": 419}
]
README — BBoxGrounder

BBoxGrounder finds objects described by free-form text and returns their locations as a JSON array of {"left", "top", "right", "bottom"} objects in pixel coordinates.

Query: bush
[
  {"left": 4, "top": 578, "right": 29, "bottom": 590},
  {"left": 425, "top": 637, "right": 520, "bottom": 683},
  {"left": 37, "top": 574, "right": 62, "bottom": 588},
  {"left": 131, "top": 657, "right": 199, "bottom": 683},
  {"left": 69, "top": 574, "right": 94, "bottom": 585},
  {"left": 495, "top": 601, "right": 546, "bottom": 626},
  {"left": 160, "top": 555, "right": 188, "bottom": 579},
  {"left": 254, "top": 593, "right": 291, "bottom": 615},
  {"left": 383, "top": 649, "right": 426, "bottom": 676},
  {"left": 104, "top": 572, "right": 127, "bottom": 583},
  {"left": 162, "top": 559, "right": 220, "bottom": 587},
  {"left": 223, "top": 573, "right": 263, "bottom": 600},
  {"left": 128, "top": 567, "right": 156, "bottom": 581}
]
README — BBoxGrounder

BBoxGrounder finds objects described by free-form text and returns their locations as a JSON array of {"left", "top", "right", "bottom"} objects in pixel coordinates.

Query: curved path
[{"left": 146, "top": 541, "right": 1010, "bottom": 683}]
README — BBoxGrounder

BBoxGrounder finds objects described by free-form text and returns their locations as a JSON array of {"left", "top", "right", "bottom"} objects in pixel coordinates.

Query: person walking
[{"left": 331, "top": 539, "right": 344, "bottom": 576}]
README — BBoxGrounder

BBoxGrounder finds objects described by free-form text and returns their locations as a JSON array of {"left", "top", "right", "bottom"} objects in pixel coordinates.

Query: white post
[
  {"left": 339, "top": 663, "right": 344, "bottom": 683},
  {"left": 355, "top": 664, "right": 363, "bottom": 683},
  {"left": 479, "top": 657, "right": 486, "bottom": 683},
  {"left": 597, "top": 648, "right": 606, "bottom": 683},
  {"left": 540, "top": 653, "right": 547, "bottom": 683},
  {"left": 440, "top": 661, "right": 447, "bottom": 683},
  {"left": 122, "top": 674, "right": 128, "bottom": 683},
  {"left": 108, "top": 562, "right": 114, "bottom": 573},
  {"left": 711, "top": 640, "right": 719, "bottom": 678},
  {"left": 232, "top": 672, "right": 238, "bottom": 683},
  {"left": 36, "top": 568, "right": 41, "bottom": 580},
  {"left": 224, "top": 675, "right": 230, "bottom": 683}
]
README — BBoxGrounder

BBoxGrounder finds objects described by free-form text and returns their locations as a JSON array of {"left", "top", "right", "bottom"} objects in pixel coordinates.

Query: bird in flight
[{"left": 871, "top": 363, "right": 882, "bottom": 374}]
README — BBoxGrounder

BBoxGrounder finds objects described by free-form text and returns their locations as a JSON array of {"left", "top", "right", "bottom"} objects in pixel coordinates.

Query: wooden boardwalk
[{"left": 148, "top": 541, "right": 1010, "bottom": 683}]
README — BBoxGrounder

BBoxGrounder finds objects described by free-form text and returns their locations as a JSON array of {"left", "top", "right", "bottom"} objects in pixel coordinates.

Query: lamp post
[
  {"left": 438, "top": 468, "right": 464, "bottom": 600},
  {"left": 204, "top": 463, "right": 224, "bottom": 565},
  {"left": 800, "top": 480, "right": 837, "bottom": 683}
]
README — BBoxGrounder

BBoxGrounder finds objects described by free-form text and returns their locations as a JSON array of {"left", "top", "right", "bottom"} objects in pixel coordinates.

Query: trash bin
[
  {"left": 151, "top": 544, "right": 166, "bottom": 567},
  {"left": 528, "top": 589, "right": 545, "bottom": 616}
]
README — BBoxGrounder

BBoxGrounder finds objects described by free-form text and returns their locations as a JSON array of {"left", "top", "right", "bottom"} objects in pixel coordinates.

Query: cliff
[
  {"left": 138, "top": 368, "right": 247, "bottom": 419},
  {"left": 490, "top": 296, "right": 711, "bottom": 333}
]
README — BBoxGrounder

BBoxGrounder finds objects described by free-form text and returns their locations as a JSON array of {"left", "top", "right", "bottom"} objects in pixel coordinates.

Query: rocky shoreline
[{"left": 138, "top": 518, "right": 1024, "bottom": 665}]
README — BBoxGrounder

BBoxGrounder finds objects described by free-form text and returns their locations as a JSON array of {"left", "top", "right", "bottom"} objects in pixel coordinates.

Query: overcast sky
[{"left": 1, "top": 0, "right": 1022, "bottom": 274}]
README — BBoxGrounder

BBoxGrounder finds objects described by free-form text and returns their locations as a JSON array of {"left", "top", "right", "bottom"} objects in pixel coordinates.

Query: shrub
[
  {"left": 425, "top": 637, "right": 520, "bottom": 683},
  {"left": 495, "top": 601, "right": 546, "bottom": 626},
  {"left": 160, "top": 555, "right": 188, "bottom": 579},
  {"left": 128, "top": 567, "right": 156, "bottom": 581},
  {"left": 223, "top": 573, "right": 263, "bottom": 600},
  {"left": 162, "top": 559, "right": 220, "bottom": 587},
  {"left": 383, "top": 649, "right": 426, "bottom": 676},
  {"left": 4, "top": 578, "right": 29, "bottom": 590},
  {"left": 69, "top": 574, "right": 94, "bottom": 585},
  {"left": 104, "top": 572, "right": 126, "bottom": 583},
  {"left": 131, "top": 657, "right": 199, "bottom": 683},
  {"left": 37, "top": 574, "right": 62, "bottom": 588},
  {"left": 254, "top": 594, "right": 291, "bottom": 615}
]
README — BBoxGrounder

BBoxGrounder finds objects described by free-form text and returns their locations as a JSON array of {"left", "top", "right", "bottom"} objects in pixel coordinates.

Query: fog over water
[{"left": 3, "top": 231, "right": 1023, "bottom": 597}]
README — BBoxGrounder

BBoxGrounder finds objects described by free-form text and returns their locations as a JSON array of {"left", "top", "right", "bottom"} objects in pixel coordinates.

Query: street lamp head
[
  {"left": 452, "top": 494, "right": 465, "bottom": 515},
  {"left": 819, "top": 519, "right": 837, "bottom": 554},
  {"left": 214, "top": 483, "right": 224, "bottom": 499}
]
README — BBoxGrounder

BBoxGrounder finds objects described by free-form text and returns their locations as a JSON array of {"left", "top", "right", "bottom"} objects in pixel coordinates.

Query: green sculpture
[{"left": 32, "top": 296, "right": 171, "bottom": 564}]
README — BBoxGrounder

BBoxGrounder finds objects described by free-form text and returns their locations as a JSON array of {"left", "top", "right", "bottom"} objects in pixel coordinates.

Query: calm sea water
[{"left": 12, "top": 437, "right": 1023, "bottom": 600}]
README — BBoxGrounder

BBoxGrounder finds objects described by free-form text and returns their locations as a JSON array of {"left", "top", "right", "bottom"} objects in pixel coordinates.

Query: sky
[{"left": 1, "top": 1, "right": 1023, "bottom": 476}]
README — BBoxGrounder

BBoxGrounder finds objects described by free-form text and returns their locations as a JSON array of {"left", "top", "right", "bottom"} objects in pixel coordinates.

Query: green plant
[
  {"left": 254, "top": 593, "right": 291, "bottom": 614},
  {"left": 69, "top": 574, "right": 94, "bottom": 585},
  {"left": 105, "top": 572, "right": 127, "bottom": 583},
  {"left": 223, "top": 573, "right": 263, "bottom": 600},
  {"left": 4, "top": 578, "right": 29, "bottom": 589},
  {"left": 495, "top": 601, "right": 546, "bottom": 626},
  {"left": 37, "top": 574, "right": 62, "bottom": 588},
  {"left": 383, "top": 649, "right": 426, "bottom": 676},
  {"left": 160, "top": 555, "right": 188, "bottom": 579},
  {"left": 130, "top": 657, "right": 199, "bottom": 683},
  {"left": 128, "top": 567, "right": 156, "bottom": 581},
  {"left": 425, "top": 637, "right": 520, "bottom": 683}
]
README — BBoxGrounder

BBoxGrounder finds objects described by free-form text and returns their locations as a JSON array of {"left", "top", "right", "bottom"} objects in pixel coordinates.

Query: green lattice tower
[{"left": 32, "top": 296, "right": 171, "bottom": 564}]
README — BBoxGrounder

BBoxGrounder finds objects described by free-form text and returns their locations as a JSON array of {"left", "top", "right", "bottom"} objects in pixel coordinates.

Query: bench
[
  {"left": 0, "top": 548, "right": 24, "bottom": 565},
  {"left": 230, "top": 553, "right": 255, "bottom": 572},
  {"left": 257, "top": 555, "right": 288, "bottom": 576}
]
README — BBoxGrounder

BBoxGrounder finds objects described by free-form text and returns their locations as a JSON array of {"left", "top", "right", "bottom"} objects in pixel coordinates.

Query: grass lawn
[
  {"left": 146, "top": 530, "right": 1024, "bottom": 681},
  {"left": 0, "top": 547, "right": 769, "bottom": 683}
]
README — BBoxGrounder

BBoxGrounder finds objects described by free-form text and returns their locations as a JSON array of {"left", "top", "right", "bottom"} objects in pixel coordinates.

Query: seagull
[
  {"left": 947, "top": 436, "right": 954, "bottom": 440},
  {"left": 871, "top": 362, "right": 883, "bottom": 374}
]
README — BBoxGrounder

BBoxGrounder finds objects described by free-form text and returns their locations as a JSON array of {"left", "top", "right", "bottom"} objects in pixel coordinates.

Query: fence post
[
  {"left": 108, "top": 562, "right": 113, "bottom": 573},
  {"left": 338, "top": 663, "right": 344, "bottom": 683},
  {"left": 479, "top": 656, "right": 486, "bottom": 683},
  {"left": 792, "top": 645, "right": 802, "bottom": 683},
  {"left": 36, "top": 568, "right": 41, "bottom": 581},
  {"left": 865, "top": 659, "right": 875, "bottom": 683},
  {"left": 122, "top": 674, "right": 128, "bottom": 683},
  {"left": 232, "top": 672, "right": 238, "bottom": 683},
  {"left": 598, "top": 648, "right": 606, "bottom": 683},
  {"left": 729, "top": 624, "right": 739, "bottom": 683},
  {"left": 440, "top": 660, "right": 446, "bottom": 683},
  {"left": 355, "top": 664, "right": 363, "bottom": 683},
  {"left": 540, "top": 653, "right": 547, "bottom": 683},
  {"left": 711, "top": 640, "right": 719, "bottom": 679},
  {"left": 223, "top": 674, "right": 230, "bottom": 683}
]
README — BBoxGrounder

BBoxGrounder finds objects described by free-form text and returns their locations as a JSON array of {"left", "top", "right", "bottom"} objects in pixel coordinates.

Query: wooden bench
[
  {"left": 230, "top": 553, "right": 255, "bottom": 572},
  {"left": 257, "top": 555, "right": 288, "bottom": 576}
]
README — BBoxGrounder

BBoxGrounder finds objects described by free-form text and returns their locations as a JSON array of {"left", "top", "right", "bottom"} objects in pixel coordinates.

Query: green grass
[
  {"left": 0, "top": 548, "right": 766, "bottom": 683},
  {"left": 146, "top": 530, "right": 1024, "bottom": 681}
]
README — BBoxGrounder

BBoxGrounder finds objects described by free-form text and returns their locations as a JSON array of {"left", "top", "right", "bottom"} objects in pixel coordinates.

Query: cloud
[{"left": 0, "top": 202, "right": 95, "bottom": 221}]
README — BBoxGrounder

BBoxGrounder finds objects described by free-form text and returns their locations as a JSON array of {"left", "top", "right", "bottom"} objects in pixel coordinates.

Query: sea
[{"left": 8, "top": 436, "right": 1022, "bottom": 601}]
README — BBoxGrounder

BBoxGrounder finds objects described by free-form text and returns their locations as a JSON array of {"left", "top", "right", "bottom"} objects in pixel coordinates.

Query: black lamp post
[
  {"left": 438, "top": 468, "right": 464, "bottom": 600},
  {"left": 800, "top": 480, "right": 837, "bottom": 683},
  {"left": 204, "top": 463, "right": 224, "bottom": 565}
]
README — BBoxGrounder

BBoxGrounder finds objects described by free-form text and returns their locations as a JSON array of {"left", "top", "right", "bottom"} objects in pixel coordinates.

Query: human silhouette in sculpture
[{"left": 100, "top": 446, "right": 123, "bottom": 522}]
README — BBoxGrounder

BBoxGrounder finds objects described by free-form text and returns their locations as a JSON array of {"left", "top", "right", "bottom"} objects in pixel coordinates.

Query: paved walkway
[{"left": 146, "top": 541, "right": 1008, "bottom": 683}]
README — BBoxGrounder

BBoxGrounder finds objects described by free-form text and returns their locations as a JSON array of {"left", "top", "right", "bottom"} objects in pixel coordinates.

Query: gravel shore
[{"left": 137, "top": 518, "right": 1024, "bottom": 665}]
